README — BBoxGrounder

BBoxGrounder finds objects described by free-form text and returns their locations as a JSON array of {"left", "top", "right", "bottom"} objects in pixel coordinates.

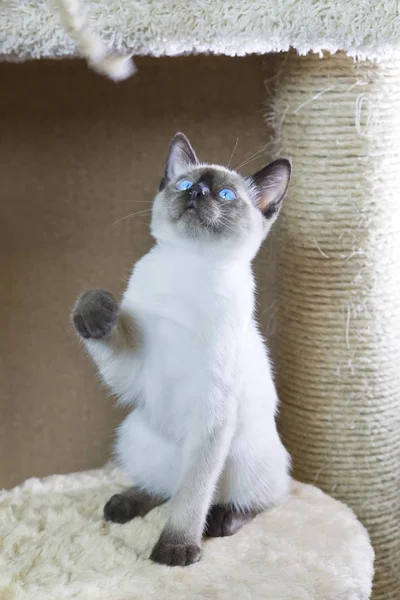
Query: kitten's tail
[{"left": 56, "top": 0, "right": 135, "bottom": 81}]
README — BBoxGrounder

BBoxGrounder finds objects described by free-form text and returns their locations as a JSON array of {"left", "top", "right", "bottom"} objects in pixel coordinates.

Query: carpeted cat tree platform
[
  {"left": 1, "top": 466, "right": 373, "bottom": 600},
  {"left": 2, "top": 1, "right": 400, "bottom": 599}
]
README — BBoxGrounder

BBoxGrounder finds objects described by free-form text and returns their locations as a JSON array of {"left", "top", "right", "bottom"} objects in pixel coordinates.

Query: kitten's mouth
[
  {"left": 178, "top": 205, "right": 210, "bottom": 229},
  {"left": 185, "top": 198, "right": 199, "bottom": 211},
  {"left": 180, "top": 204, "right": 199, "bottom": 218},
  {"left": 175, "top": 197, "right": 212, "bottom": 228}
]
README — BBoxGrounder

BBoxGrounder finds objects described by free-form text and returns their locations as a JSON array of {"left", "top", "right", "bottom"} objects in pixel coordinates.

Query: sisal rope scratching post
[{"left": 268, "top": 52, "right": 400, "bottom": 600}]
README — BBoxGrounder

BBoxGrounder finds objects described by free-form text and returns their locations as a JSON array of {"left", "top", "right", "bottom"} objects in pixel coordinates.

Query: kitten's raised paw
[
  {"left": 72, "top": 289, "right": 118, "bottom": 339},
  {"left": 150, "top": 532, "right": 201, "bottom": 567}
]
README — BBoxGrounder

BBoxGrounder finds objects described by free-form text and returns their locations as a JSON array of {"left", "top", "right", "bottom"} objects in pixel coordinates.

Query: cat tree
[{"left": 1, "top": 2, "right": 399, "bottom": 599}]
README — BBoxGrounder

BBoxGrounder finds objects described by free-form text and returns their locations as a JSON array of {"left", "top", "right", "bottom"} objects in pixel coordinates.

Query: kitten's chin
[
  {"left": 178, "top": 206, "right": 198, "bottom": 221},
  {"left": 151, "top": 210, "right": 262, "bottom": 259},
  {"left": 175, "top": 208, "right": 213, "bottom": 236}
]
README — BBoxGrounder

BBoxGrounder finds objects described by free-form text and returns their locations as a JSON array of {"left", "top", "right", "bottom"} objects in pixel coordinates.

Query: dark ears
[
  {"left": 159, "top": 132, "right": 199, "bottom": 191},
  {"left": 247, "top": 159, "right": 292, "bottom": 219},
  {"left": 166, "top": 133, "right": 199, "bottom": 178}
]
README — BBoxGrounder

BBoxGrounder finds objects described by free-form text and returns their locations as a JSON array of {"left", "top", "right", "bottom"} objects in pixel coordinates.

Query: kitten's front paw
[
  {"left": 72, "top": 289, "right": 118, "bottom": 339},
  {"left": 150, "top": 533, "right": 201, "bottom": 567}
]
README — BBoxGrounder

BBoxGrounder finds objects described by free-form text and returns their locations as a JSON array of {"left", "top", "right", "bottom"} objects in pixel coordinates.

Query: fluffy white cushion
[{"left": 0, "top": 466, "right": 374, "bottom": 600}]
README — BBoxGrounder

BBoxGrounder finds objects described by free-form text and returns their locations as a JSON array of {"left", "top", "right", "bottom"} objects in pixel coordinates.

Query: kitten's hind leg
[
  {"left": 104, "top": 488, "right": 166, "bottom": 524},
  {"left": 203, "top": 504, "right": 256, "bottom": 538}
]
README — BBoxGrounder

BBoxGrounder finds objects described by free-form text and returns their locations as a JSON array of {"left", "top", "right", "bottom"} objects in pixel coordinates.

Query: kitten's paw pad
[
  {"left": 72, "top": 289, "right": 118, "bottom": 339},
  {"left": 104, "top": 493, "right": 144, "bottom": 524},
  {"left": 150, "top": 539, "right": 201, "bottom": 567},
  {"left": 204, "top": 505, "right": 249, "bottom": 538}
]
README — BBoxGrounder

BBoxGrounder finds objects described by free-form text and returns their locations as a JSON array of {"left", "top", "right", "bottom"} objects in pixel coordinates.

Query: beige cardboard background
[{"left": 0, "top": 55, "right": 277, "bottom": 489}]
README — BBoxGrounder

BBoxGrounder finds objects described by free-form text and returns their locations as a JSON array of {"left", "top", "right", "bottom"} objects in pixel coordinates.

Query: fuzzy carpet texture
[
  {"left": 0, "top": 466, "right": 374, "bottom": 600},
  {"left": 1, "top": 1, "right": 400, "bottom": 61}
]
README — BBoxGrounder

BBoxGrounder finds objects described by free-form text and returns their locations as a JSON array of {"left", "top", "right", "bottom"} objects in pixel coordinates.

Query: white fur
[
  {"left": 82, "top": 160, "right": 290, "bottom": 544},
  {"left": 56, "top": 0, "right": 135, "bottom": 81}
]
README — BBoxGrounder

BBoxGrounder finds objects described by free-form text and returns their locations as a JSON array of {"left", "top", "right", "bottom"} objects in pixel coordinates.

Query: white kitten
[{"left": 73, "top": 133, "right": 292, "bottom": 567}]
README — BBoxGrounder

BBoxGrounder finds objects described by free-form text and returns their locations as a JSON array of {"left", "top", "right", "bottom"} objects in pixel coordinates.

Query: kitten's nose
[
  {"left": 186, "top": 182, "right": 209, "bottom": 209},
  {"left": 190, "top": 182, "right": 209, "bottom": 200}
]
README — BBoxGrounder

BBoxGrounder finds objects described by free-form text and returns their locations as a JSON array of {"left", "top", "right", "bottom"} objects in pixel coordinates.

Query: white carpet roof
[{"left": 1, "top": 1, "right": 400, "bottom": 62}]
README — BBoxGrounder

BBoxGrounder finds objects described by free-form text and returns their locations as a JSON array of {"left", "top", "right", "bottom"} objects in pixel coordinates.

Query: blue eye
[
  {"left": 218, "top": 188, "right": 237, "bottom": 201},
  {"left": 176, "top": 179, "right": 193, "bottom": 191}
]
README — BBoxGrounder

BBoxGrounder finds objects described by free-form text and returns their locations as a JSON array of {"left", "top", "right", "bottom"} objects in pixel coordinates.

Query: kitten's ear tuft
[
  {"left": 247, "top": 159, "right": 292, "bottom": 219},
  {"left": 165, "top": 133, "right": 199, "bottom": 181}
]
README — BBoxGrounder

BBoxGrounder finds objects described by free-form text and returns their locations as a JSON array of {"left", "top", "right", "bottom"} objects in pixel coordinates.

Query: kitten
[{"left": 72, "top": 133, "right": 292, "bottom": 567}]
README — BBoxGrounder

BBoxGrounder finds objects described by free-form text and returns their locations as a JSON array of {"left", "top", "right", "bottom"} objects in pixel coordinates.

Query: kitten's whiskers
[
  {"left": 235, "top": 147, "right": 266, "bottom": 171},
  {"left": 111, "top": 208, "right": 152, "bottom": 226},
  {"left": 227, "top": 137, "right": 239, "bottom": 169}
]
